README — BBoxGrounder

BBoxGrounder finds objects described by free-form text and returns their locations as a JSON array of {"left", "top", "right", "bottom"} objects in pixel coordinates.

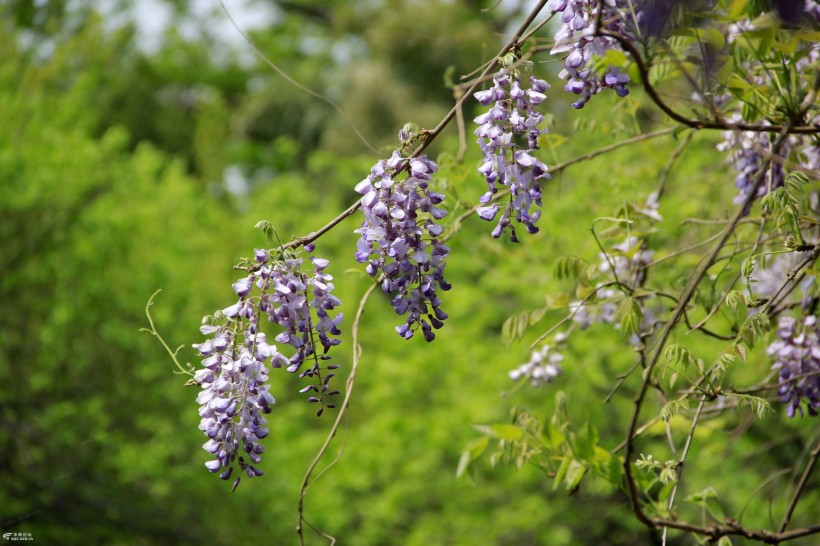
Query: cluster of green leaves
[{"left": 459, "top": 395, "right": 624, "bottom": 496}]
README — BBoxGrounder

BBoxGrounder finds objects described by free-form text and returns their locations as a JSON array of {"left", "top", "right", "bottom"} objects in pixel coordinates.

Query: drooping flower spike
[
  {"left": 194, "top": 247, "right": 343, "bottom": 488},
  {"left": 473, "top": 63, "right": 550, "bottom": 240},
  {"left": 354, "top": 144, "right": 451, "bottom": 341}
]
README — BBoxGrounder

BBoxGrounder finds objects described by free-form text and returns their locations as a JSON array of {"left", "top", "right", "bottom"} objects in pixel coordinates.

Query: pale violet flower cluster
[
  {"left": 749, "top": 251, "right": 812, "bottom": 301},
  {"left": 767, "top": 315, "right": 820, "bottom": 418},
  {"left": 549, "top": 0, "right": 635, "bottom": 108},
  {"left": 474, "top": 67, "right": 550, "bottom": 241},
  {"left": 717, "top": 124, "right": 789, "bottom": 206},
  {"left": 571, "top": 236, "right": 654, "bottom": 331},
  {"left": 354, "top": 150, "right": 451, "bottom": 341},
  {"left": 194, "top": 248, "right": 343, "bottom": 489},
  {"left": 509, "top": 335, "right": 566, "bottom": 387}
]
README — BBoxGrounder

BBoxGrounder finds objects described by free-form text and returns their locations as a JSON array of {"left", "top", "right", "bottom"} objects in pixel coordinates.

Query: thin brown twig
[
  {"left": 661, "top": 399, "right": 705, "bottom": 545},
  {"left": 219, "top": 0, "right": 380, "bottom": 155},
  {"left": 687, "top": 215, "right": 765, "bottom": 335},
  {"left": 296, "top": 282, "right": 378, "bottom": 545},
  {"left": 761, "top": 243, "right": 820, "bottom": 316},
  {"left": 446, "top": 127, "right": 677, "bottom": 236},
  {"left": 655, "top": 129, "right": 694, "bottom": 200}
]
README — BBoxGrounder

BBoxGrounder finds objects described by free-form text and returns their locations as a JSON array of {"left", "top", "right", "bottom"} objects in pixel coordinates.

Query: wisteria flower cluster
[
  {"left": 354, "top": 150, "right": 451, "bottom": 341},
  {"left": 473, "top": 65, "right": 550, "bottom": 240},
  {"left": 749, "top": 250, "right": 813, "bottom": 302},
  {"left": 549, "top": 0, "right": 636, "bottom": 108},
  {"left": 767, "top": 315, "right": 820, "bottom": 418},
  {"left": 194, "top": 248, "right": 343, "bottom": 488},
  {"left": 509, "top": 334, "right": 566, "bottom": 387},
  {"left": 717, "top": 124, "right": 790, "bottom": 206}
]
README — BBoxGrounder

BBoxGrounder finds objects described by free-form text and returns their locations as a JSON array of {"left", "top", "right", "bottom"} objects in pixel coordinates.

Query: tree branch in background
[{"left": 595, "top": 29, "right": 820, "bottom": 135}]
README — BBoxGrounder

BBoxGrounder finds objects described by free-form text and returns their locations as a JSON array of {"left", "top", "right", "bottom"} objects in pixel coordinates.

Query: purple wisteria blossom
[
  {"left": 549, "top": 0, "right": 636, "bottom": 108},
  {"left": 767, "top": 315, "right": 820, "bottom": 417},
  {"left": 717, "top": 123, "right": 789, "bottom": 206},
  {"left": 749, "top": 250, "right": 814, "bottom": 302},
  {"left": 194, "top": 248, "right": 343, "bottom": 488},
  {"left": 354, "top": 150, "right": 451, "bottom": 341},
  {"left": 194, "top": 320, "right": 274, "bottom": 491},
  {"left": 474, "top": 66, "right": 550, "bottom": 240}
]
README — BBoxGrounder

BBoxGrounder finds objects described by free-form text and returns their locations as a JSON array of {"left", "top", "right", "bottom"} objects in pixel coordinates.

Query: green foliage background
[{"left": 0, "top": 1, "right": 817, "bottom": 545}]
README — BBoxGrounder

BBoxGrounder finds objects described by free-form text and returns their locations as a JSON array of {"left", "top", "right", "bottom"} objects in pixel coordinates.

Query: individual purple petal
[{"left": 476, "top": 204, "right": 500, "bottom": 221}]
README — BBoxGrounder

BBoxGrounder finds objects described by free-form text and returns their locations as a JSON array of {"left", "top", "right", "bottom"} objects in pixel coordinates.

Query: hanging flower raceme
[
  {"left": 549, "top": 0, "right": 637, "bottom": 108},
  {"left": 193, "top": 247, "right": 343, "bottom": 490},
  {"left": 509, "top": 335, "right": 566, "bottom": 387},
  {"left": 767, "top": 315, "right": 820, "bottom": 418},
  {"left": 354, "top": 147, "right": 451, "bottom": 341},
  {"left": 473, "top": 64, "right": 550, "bottom": 241}
]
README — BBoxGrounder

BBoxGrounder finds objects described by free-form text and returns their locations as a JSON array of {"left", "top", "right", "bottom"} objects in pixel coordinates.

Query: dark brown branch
[
  {"left": 777, "top": 439, "right": 820, "bottom": 538},
  {"left": 622, "top": 127, "right": 795, "bottom": 531},
  {"left": 646, "top": 518, "right": 820, "bottom": 544},
  {"left": 595, "top": 29, "right": 820, "bottom": 135}
]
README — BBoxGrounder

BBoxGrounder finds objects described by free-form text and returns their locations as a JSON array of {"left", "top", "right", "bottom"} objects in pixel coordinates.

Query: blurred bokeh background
[{"left": 1, "top": 1, "right": 817, "bottom": 545}]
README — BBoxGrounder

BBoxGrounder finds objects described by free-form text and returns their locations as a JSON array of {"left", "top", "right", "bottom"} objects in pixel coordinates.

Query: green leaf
[
  {"left": 685, "top": 486, "right": 718, "bottom": 503},
  {"left": 253, "top": 220, "right": 276, "bottom": 246},
  {"left": 501, "top": 316, "right": 515, "bottom": 346},
  {"left": 546, "top": 292, "right": 571, "bottom": 309},
  {"left": 727, "top": 393, "right": 772, "bottom": 419},
  {"left": 665, "top": 344, "right": 694, "bottom": 366},
  {"left": 737, "top": 312, "right": 770, "bottom": 349},
  {"left": 554, "top": 256, "right": 587, "bottom": 281},
  {"left": 729, "top": 0, "right": 749, "bottom": 18},
  {"left": 456, "top": 436, "right": 490, "bottom": 478},
  {"left": 600, "top": 454, "right": 624, "bottom": 487},
  {"left": 529, "top": 307, "right": 547, "bottom": 325},
  {"left": 619, "top": 298, "right": 642, "bottom": 336},
  {"left": 660, "top": 399, "right": 689, "bottom": 422},
  {"left": 553, "top": 456, "right": 571, "bottom": 490},
  {"left": 455, "top": 450, "right": 471, "bottom": 478},
  {"left": 544, "top": 420, "right": 566, "bottom": 448},
  {"left": 725, "top": 290, "right": 744, "bottom": 312},
  {"left": 733, "top": 342, "right": 748, "bottom": 362},
  {"left": 501, "top": 311, "right": 530, "bottom": 345},
  {"left": 659, "top": 466, "right": 677, "bottom": 485},
  {"left": 712, "top": 352, "right": 737, "bottom": 382},
  {"left": 564, "top": 459, "right": 587, "bottom": 490},
  {"left": 489, "top": 424, "right": 524, "bottom": 441}
]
